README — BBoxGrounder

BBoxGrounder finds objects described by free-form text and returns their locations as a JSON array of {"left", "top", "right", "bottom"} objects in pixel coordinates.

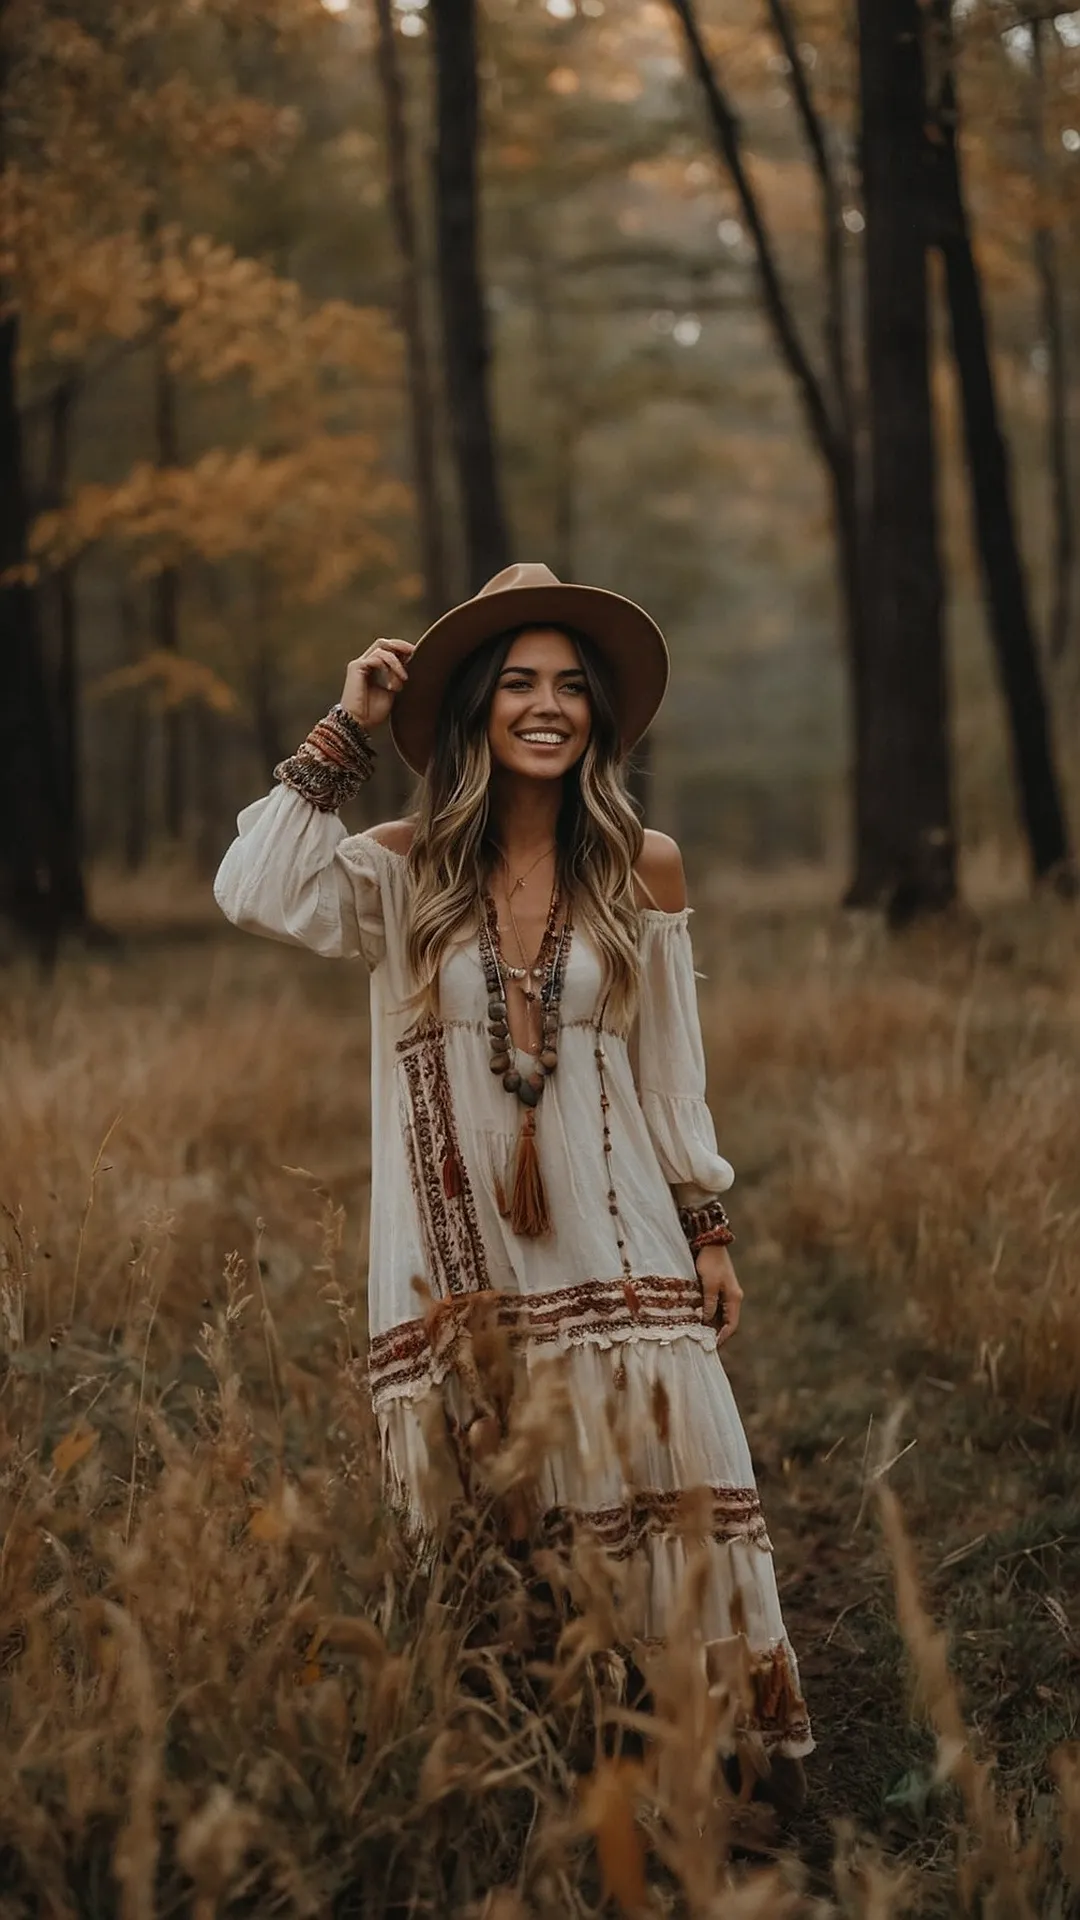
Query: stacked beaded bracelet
[
  {"left": 274, "top": 704, "right": 376, "bottom": 813},
  {"left": 679, "top": 1197, "right": 736, "bottom": 1255}
]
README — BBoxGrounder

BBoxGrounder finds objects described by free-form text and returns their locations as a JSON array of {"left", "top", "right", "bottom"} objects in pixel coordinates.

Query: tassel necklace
[{"left": 478, "top": 877, "right": 573, "bottom": 1238}]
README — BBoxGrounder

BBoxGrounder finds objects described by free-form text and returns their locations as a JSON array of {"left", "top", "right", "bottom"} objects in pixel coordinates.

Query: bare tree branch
[
  {"left": 666, "top": 0, "right": 840, "bottom": 471},
  {"left": 764, "top": 0, "right": 856, "bottom": 450}
]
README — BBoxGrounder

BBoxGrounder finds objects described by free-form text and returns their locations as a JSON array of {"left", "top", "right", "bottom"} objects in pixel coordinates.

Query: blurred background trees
[{"left": 1, "top": 0, "right": 1078, "bottom": 951}]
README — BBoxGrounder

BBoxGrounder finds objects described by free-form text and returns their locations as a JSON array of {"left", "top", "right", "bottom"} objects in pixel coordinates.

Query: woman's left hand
[{"left": 696, "top": 1244, "right": 743, "bottom": 1348}]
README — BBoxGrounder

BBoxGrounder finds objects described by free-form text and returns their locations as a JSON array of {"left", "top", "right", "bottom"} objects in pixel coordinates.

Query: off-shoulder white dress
[{"left": 215, "top": 785, "right": 812, "bottom": 1757}]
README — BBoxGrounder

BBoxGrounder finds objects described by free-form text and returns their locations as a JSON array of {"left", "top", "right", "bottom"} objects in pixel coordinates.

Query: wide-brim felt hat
[{"left": 389, "top": 562, "right": 670, "bottom": 775}]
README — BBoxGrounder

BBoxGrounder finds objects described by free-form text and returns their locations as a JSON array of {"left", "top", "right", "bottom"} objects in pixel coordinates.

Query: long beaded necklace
[{"left": 478, "top": 876, "right": 573, "bottom": 1236}]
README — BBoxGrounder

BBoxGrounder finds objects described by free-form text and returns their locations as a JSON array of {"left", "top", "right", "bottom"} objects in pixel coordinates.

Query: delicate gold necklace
[{"left": 499, "top": 843, "right": 554, "bottom": 896}]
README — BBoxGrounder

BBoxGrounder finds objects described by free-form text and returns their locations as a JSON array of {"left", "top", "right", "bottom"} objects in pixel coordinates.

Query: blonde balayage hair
[{"left": 404, "top": 625, "right": 645, "bottom": 1026}]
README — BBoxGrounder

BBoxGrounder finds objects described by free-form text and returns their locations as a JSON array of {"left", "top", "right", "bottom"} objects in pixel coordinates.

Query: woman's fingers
[
  {"left": 700, "top": 1276, "right": 720, "bottom": 1323},
  {"left": 696, "top": 1253, "right": 743, "bottom": 1347},
  {"left": 341, "top": 639, "right": 414, "bottom": 725},
  {"left": 362, "top": 642, "right": 410, "bottom": 685},
  {"left": 715, "top": 1287, "right": 742, "bottom": 1348}
]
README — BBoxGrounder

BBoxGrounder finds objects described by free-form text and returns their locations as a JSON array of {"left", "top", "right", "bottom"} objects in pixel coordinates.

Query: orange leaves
[
  {"left": 2, "top": 171, "right": 154, "bottom": 354},
  {"left": 91, "top": 651, "right": 239, "bottom": 715},
  {"left": 579, "top": 1760, "right": 648, "bottom": 1915},
  {"left": 51, "top": 1422, "right": 99, "bottom": 1476},
  {"left": 247, "top": 1501, "right": 289, "bottom": 1545},
  {"left": 30, "top": 438, "right": 411, "bottom": 603},
  {"left": 161, "top": 234, "right": 401, "bottom": 404}
]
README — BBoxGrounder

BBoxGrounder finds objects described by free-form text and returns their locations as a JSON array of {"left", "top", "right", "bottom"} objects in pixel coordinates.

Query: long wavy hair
[{"left": 404, "top": 623, "right": 645, "bottom": 1026}]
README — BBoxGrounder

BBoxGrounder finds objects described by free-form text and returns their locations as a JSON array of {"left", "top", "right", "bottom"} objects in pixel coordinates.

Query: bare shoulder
[
  {"left": 633, "top": 829, "right": 687, "bottom": 912},
  {"left": 366, "top": 818, "right": 415, "bottom": 856}
]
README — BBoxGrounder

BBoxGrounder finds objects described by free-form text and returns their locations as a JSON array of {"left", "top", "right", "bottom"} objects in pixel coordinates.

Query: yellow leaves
[
  {"left": 141, "top": 79, "right": 298, "bottom": 172},
  {"left": 30, "top": 439, "right": 410, "bottom": 605},
  {"left": 51, "top": 1423, "right": 98, "bottom": 1476},
  {"left": 92, "top": 652, "right": 239, "bottom": 715},
  {"left": 2, "top": 170, "right": 154, "bottom": 352},
  {"left": 579, "top": 1760, "right": 648, "bottom": 1915}
]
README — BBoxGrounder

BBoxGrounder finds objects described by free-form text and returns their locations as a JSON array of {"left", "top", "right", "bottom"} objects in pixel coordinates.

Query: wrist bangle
[
  {"left": 678, "top": 1197, "right": 735, "bottom": 1255},
  {"left": 275, "top": 706, "right": 377, "bottom": 813}
]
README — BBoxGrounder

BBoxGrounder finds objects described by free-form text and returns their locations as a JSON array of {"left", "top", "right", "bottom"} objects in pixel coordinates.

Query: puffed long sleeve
[
  {"left": 630, "top": 908, "right": 734, "bottom": 1209},
  {"left": 213, "top": 785, "right": 387, "bottom": 968}
]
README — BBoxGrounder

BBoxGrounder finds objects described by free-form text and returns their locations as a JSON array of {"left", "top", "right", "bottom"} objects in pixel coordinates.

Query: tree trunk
[
  {"left": 153, "top": 331, "right": 185, "bottom": 841},
  {"left": 1031, "top": 19, "right": 1075, "bottom": 667},
  {"left": 927, "top": 1, "right": 1073, "bottom": 890},
  {"left": 47, "top": 377, "right": 88, "bottom": 926},
  {"left": 374, "top": 0, "right": 449, "bottom": 625},
  {"left": 667, "top": 0, "right": 872, "bottom": 906},
  {"left": 119, "top": 586, "right": 148, "bottom": 872},
  {"left": 430, "top": 0, "right": 510, "bottom": 590},
  {"left": 249, "top": 632, "right": 288, "bottom": 784},
  {"left": 0, "top": 315, "right": 73, "bottom": 960},
  {"left": 857, "top": 0, "right": 955, "bottom": 920}
]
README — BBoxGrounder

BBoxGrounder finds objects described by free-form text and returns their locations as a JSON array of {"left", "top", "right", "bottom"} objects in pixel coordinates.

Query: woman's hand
[
  {"left": 340, "top": 637, "right": 415, "bottom": 731},
  {"left": 696, "top": 1243, "right": 743, "bottom": 1348}
]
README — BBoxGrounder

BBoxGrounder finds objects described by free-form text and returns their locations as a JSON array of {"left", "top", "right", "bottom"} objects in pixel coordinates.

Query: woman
[{"left": 214, "top": 562, "right": 813, "bottom": 1784}]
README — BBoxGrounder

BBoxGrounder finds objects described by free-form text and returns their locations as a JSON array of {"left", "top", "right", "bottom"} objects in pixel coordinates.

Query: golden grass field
[{"left": 2, "top": 866, "right": 1079, "bottom": 1917}]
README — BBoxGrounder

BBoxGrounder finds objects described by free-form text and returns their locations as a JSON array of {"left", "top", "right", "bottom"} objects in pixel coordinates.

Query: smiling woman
[{"left": 213, "top": 560, "right": 814, "bottom": 1796}]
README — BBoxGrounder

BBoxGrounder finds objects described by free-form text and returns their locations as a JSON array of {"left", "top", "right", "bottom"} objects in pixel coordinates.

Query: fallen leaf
[
  {"left": 52, "top": 1424, "right": 98, "bottom": 1476},
  {"left": 248, "top": 1502, "right": 285, "bottom": 1543}
]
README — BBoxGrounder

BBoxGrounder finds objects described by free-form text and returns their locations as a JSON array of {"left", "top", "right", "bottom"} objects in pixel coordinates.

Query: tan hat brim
[{"left": 389, "top": 582, "right": 670, "bottom": 775}]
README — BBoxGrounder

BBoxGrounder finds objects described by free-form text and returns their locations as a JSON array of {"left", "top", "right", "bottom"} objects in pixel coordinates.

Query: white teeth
[{"left": 519, "top": 731, "right": 567, "bottom": 744}]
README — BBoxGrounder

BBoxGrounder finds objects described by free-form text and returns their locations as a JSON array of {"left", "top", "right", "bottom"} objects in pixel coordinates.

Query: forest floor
[{"left": 1, "top": 867, "right": 1079, "bottom": 1915}]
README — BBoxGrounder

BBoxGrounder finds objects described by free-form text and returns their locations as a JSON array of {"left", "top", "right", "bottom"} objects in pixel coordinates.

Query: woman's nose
[{"left": 530, "top": 684, "right": 564, "bottom": 714}]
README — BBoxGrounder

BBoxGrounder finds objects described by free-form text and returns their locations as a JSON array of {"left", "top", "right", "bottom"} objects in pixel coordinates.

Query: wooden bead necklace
[
  {"left": 478, "top": 879, "right": 572, "bottom": 1107},
  {"left": 478, "top": 878, "right": 573, "bottom": 1238}
]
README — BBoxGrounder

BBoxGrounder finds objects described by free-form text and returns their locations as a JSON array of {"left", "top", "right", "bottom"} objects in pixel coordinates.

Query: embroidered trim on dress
[
  {"left": 544, "top": 1485, "right": 772, "bottom": 1560},
  {"left": 744, "top": 1641, "right": 812, "bottom": 1750},
  {"left": 396, "top": 1019, "right": 490, "bottom": 1300},
  {"left": 368, "top": 1274, "right": 708, "bottom": 1410}
]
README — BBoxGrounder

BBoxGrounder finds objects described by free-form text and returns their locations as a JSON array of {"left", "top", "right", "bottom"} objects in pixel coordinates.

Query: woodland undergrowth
[{"left": 1, "top": 882, "right": 1078, "bottom": 1917}]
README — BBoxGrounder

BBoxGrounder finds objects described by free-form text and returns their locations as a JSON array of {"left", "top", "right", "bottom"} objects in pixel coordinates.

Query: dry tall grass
[{"left": 1, "top": 885, "right": 1078, "bottom": 1916}]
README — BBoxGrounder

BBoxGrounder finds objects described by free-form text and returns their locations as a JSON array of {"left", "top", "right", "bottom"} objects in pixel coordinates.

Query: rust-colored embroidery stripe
[
  {"left": 746, "top": 1642, "right": 812, "bottom": 1747},
  {"left": 397, "top": 1021, "right": 490, "bottom": 1300},
  {"left": 545, "top": 1485, "right": 772, "bottom": 1560},
  {"left": 368, "top": 1274, "right": 705, "bottom": 1405}
]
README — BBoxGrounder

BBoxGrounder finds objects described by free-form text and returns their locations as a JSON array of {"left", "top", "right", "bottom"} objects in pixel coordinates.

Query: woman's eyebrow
[{"left": 498, "top": 665, "right": 585, "bottom": 679}]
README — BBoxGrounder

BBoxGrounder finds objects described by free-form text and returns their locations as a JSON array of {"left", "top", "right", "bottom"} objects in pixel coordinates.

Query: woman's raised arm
[{"left": 214, "top": 638, "right": 415, "bottom": 966}]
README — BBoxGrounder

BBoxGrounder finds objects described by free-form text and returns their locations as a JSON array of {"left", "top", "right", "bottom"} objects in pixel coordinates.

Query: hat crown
[{"left": 475, "top": 562, "right": 561, "bottom": 599}]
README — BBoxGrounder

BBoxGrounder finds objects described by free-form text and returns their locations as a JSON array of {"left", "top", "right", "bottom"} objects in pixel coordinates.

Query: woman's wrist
[
  {"left": 678, "top": 1195, "right": 735, "bottom": 1256},
  {"left": 274, "top": 705, "right": 377, "bottom": 813}
]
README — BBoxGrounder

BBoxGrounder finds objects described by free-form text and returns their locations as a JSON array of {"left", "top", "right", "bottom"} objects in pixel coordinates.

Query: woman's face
[{"left": 486, "top": 628, "right": 591, "bottom": 779}]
